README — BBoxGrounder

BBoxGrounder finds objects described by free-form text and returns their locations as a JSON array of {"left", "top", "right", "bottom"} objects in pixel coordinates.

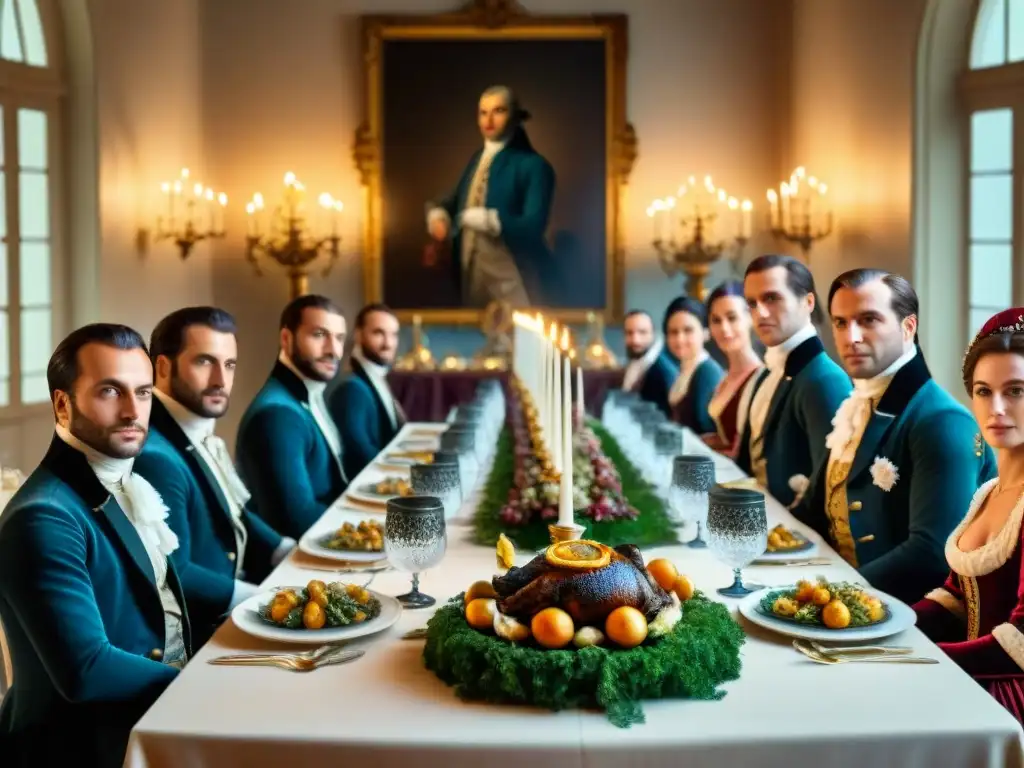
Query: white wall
[{"left": 786, "top": 0, "right": 928, "bottom": 356}]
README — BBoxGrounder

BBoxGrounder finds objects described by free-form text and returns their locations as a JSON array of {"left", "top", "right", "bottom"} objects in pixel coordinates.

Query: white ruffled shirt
[
  {"left": 622, "top": 338, "right": 665, "bottom": 393},
  {"left": 280, "top": 351, "right": 348, "bottom": 484},
  {"left": 352, "top": 345, "right": 398, "bottom": 430},
  {"left": 746, "top": 324, "right": 818, "bottom": 484},
  {"left": 748, "top": 324, "right": 818, "bottom": 444},
  {"left": 668, "top": 349, "right": 709, "bottom": 407},
  {"left": 154, "top": 390, "right": 294, "bottom": 605},
  {"left": 825, "top": 345, "right": 917, "bottom": 465},
  {"left": 56, "top": 424, "right": 187, "bottom": 667}
]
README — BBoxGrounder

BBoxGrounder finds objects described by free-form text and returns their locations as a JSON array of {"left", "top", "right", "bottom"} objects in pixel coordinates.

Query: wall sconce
[
  {"left": 649, "top": 175, "right": 753, "bottom": 299},
  {"left": 766, "top": 166, "right": 833, "bottom": 257},
  {"left": 244, "top": 171, "right": 343, "bottom": 300},
  {"left": 138, "top": 168, "right": 227, "bottom": 258}
]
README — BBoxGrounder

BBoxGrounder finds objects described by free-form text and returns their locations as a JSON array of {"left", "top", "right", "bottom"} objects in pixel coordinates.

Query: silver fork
[
  {"left": 210, "top": 643, "right": 343, "bottom": 663},
  {"left": 809, "top": 640, "right": 911, "bottom": 656},
  {"left": 793, "top": 640, "right": 936, "bottom": 664},
  {"left": 208, "top": 647, "right": 364, "bottom": 670}
]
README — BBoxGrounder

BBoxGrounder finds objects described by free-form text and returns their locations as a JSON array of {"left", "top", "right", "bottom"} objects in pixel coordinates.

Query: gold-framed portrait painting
[{"left": 353, "top": 0, "right": 636, "bottom": 326}]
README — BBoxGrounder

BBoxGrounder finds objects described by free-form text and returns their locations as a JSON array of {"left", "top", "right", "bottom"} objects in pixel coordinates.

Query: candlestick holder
[
  {"left": 245, "top": 173, "right": 344, "bottom": 300},
  {"left": 548, "top": 522, "right": 586, "bottom": 544},
  {"left": 766, "top": 166, "right": 834, "bottom": 259},
  {"left": 395, "top": 314, "right": 437, "bottom": 371},
  {"left": 138, "top": 167, "right": 227, "bottom": 260}
]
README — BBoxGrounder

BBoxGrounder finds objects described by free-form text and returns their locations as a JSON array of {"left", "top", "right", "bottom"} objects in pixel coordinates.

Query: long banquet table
[{"left": 126, "top": 423, "right": 1024, "bottom": 768}]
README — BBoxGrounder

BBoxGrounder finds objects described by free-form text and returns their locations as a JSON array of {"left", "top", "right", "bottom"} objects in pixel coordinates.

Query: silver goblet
[{"left": 384, "top": 495, "right": 447, "bottom": 609}]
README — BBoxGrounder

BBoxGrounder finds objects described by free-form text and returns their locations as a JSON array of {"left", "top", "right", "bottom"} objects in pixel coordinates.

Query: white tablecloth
[{"left": 126, "top": 424, "right": 1024, "bottom": 768}]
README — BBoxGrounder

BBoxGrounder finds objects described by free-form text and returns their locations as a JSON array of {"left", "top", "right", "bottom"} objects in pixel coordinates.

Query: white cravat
[
  {"left": 668, "top": 349, "right": 709, "bottom": 407},
  {"left": 622, "top": 338, "right": 664, "bottom": 393},
  {"left": 747, "top": 323, "right": 818, "bottom": 443},
  {"left": 155, "top": 390, "right": 295, "bottom": 596},
  {"left": 352, "top": 345, "right": 398, "bottom": 429},
  {"left": 826, "top": 345, "right": 917, "bottom": 464},
  {"left": 280, "top": 351, "right": 348, "bottom": 483},
  {"left": 56, "top": 423, "right": 186, "bottom": 667},
  {"left": 153, "top": 390, "right": 249, "bottom": 572}
]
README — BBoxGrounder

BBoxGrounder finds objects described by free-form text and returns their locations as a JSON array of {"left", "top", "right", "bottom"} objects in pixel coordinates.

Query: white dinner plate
[
  {"left": 395, "top": 438, "right": 439, "bottom": 451},
  {"left": 753, "top": 538, "right": 819, "bottom": 563},
  {"left": 737, "top": 584, "right": 916, "bottom": 642},
  {"left": 231, "top": 588, "right": 402, "bottom": 645},
  {"left": 298, "top": 510, "right": 387, "bottom": 562}
]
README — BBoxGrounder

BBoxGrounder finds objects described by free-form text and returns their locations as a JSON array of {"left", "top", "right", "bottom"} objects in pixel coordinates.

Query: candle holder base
[{"left": 548, "top": 522, "right": 586, "bottom": 544}]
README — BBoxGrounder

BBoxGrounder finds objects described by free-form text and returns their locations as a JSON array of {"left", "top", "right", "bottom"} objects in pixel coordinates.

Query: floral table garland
[{"left": 471, "top": 380, "right": 678, "bottom": 550}]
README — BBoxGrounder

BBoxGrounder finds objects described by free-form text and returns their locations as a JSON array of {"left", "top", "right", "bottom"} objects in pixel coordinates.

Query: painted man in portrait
[{"left": 425, "top": 85, "right": 556, "bottom": 308}]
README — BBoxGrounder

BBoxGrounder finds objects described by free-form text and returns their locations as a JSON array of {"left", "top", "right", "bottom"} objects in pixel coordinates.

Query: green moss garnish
[{"left": 423, "top": 593, "right": 744, "bottom": 728}]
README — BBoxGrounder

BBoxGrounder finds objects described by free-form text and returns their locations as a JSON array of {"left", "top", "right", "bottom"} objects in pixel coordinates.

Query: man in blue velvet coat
[
  {"left": 328, "top": 303, "right": 405, "bottom": 479},
  {"left": 793, "top": 269, "right": 996, "bottom": 604},
  {"left": 0, "top": 324, "right": 192, "bottom": 767},
  {"left": 426, "top": 85, "right": 556, "bottom": 307},
  {"left": 621, "top": 309, "right": 680, "bottom": 418},
  {"left": 134, "top": 307, "right": 296, "bottom": 646},
  {"left": 736, "top": 255, "right": 853, "bottom": 507},
  {"left": 236, "top": 295, "right": 348, "bottom": 539}
]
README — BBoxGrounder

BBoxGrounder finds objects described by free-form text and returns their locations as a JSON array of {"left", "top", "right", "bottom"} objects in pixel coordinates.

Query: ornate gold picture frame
[{"left": 353, "top": 0, "right": 636, "bottom": 326}]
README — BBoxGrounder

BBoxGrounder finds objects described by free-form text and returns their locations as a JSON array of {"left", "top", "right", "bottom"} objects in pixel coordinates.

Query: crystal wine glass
[
  {"left": 669, "top": 455, "right": 715, "bottom": 546},
  {"left": 384, "top": 495, "right": 447, "bottom": 608},
  {"left": 410, "top": 463, "right": 462, "bottom": 519},
  {"left": 705, "top": 485, "right": 768, "bottom": 597}
]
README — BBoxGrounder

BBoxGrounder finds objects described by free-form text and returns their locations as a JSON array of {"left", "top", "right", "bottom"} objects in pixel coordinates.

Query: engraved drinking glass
[
  {"left": 706, "top": 485, "right": 768, "bottom": 597},
  {"left": 669, "top": 455, "right": 715, "bottom": 545},
  {"left": 654, "top": 425, "right": 684, "bottom": 496},
  {"left": 384, "top": 495, "right": 447, "bottom": 608},
  {"left": 410, "top": 463, "right": 462, "bottom": 519}
]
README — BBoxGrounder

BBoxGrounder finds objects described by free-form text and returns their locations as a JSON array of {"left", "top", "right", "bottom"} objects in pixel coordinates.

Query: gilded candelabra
[
  {"left": 395, "top": 315, "right": 437, "bottom": 371},
  {"left": 766, "top": 166, "right": 833, "bottom": 258},
  {"left": 580, "top": 311, "right": 618, "bottom": 370},
  {"left": 650, "top": 175, "right": 752, "bottom": 300},
  {"left": 142, "top": 167, "right": 227, "bottom": 259},
  {"left": 245, "top": 172, "right": 343, "bottom": 299}
]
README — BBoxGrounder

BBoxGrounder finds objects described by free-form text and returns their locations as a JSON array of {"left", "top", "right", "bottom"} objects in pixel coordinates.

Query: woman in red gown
[
  {"left": 699, "top": 281, "right": 763, "bottom": 457},
  {"left": 914, "top": 307, "right": 1024, "bottom": 723}
]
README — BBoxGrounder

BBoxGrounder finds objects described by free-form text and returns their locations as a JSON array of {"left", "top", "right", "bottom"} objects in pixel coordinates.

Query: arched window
[
  {"left": 963, "top": 0, "right": 1024, "bottom": 341},
  {"left": 0, "top": 0, "right": 64, "bottom": 409}
]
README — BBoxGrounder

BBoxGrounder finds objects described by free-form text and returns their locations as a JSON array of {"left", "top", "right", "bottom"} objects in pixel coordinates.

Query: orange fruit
[
  {"left": 673, "top": 574, "right": 695, "bottom": 602},
  {"left": 464, "top": 580, "right": 498, "bottom": 605},
  {"left": 811, "top": 587, "right": 831, "bottom": 606},
  {"left": 465, "top": 598, "right": 497, "bottom": 631},
  {"left": 531, "top": 607, "right": 575, "bottom": 649},
  {"left": 604, "top": 606, "right": 648, "bottom": 648},
  {"left": 822, "top": 599, "right": 851, "bottom": 629},
  {"left": 646, "top": 558, "right": 679, "bottom": 591}
]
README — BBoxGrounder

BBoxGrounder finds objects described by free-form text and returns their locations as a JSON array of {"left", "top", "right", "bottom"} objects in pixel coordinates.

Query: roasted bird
[{"left": 492, "top": 540, "right": 672, "bottom": 625}]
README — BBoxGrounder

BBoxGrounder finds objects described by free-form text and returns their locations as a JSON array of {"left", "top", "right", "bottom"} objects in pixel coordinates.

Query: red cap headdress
[{"left": 963, "top": 307, "right": 1024, "bottom": 382}]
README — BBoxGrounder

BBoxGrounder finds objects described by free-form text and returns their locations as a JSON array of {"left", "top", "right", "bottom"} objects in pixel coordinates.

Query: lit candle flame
[{"left": 218, "top": 193, "right": 227, "bottom": 206}]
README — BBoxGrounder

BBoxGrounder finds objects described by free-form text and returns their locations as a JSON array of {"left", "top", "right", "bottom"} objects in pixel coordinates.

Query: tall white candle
[
  {"left": 558, "top": 356, "right": 573, "bottom": 526},
  {"left": 539, "top": 323, "right": 548, "bottom": 450},
  {"left": 552, "top": 345, "right": 562, "bottom": 473},
  {"left": 576, "top": 364, "right": 584, "bottom": 427}
]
